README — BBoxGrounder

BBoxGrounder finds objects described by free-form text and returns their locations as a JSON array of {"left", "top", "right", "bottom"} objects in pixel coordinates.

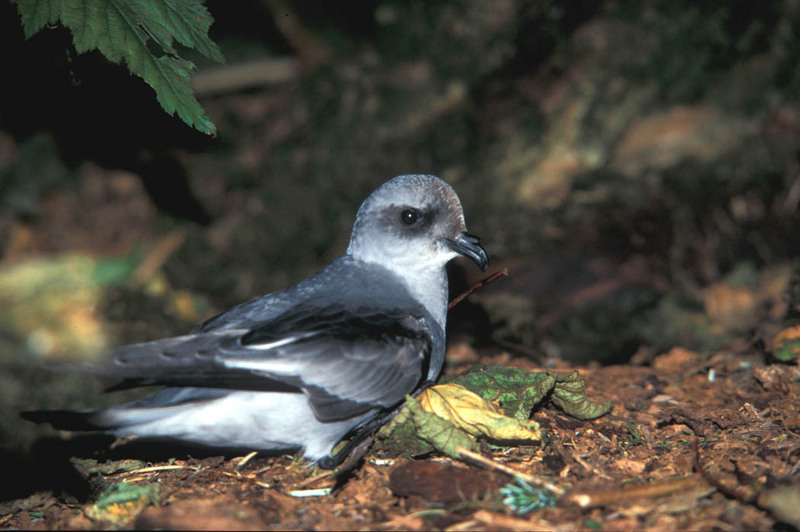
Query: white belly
[{"left": 105, "top": 391, "right": 373, "bottom": 461}]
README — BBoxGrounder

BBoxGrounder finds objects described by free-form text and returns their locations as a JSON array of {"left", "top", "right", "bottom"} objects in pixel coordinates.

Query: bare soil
[{"left": 2, "top": 341, "right": 798, "bottom": 530}]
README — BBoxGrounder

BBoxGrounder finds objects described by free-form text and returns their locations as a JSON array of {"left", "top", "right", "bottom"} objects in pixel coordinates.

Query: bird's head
[{"left": 347, "top": 175, "right": 488, "bottom": 275}]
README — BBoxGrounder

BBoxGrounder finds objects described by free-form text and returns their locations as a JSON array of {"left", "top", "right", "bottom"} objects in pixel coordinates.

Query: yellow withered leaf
[{"left": 417, "top": 383, "right": 542, "bottom": 442}]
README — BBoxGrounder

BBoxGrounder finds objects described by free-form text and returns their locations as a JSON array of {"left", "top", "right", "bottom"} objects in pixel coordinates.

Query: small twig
[
  {"left": 287, "top": 488, "right": 332, "bottom": 498},
  {"left": 468, "top": 510, "right": 557, "bottom": 532},
  {"left": 295, "top": 470, "right": 335, "bottom": 488},
  {"left": 493, "top": 338, "right": 546, "bottom": 364},
  {"left": 693, "top": 436, "right": 756, "bottom": 503},
  {"left": 107, "top": 464, "right": 198, "bottom": 478},
  {"left": 216, "top": 470, "right": 275, "bottom": 489},
  {"left": 219, "top": 471, "right": 246, "bottom": 479},
  {"left": 192, "top": 58, "right": 299, "bottom": 97},
  {"left": 448, "top": 268, "right": 508, "bottom": 309},
  {"left": 572, "top": 453, "right": 612, "bottom": 480},
  {"left": 264, "top": 0, "right": 333, "bottom": 65},
  {"left": 455, "top": 447, "right": 565, "bottom": 496},
  {"left": 564, "top": 474, "right": 711, "bottom": 508},
  {"left": 251, "top": 465, "right": 275, "bottom": 476},
  {"left": 234, "top": 451, "right": 259, "bottom": 471}
]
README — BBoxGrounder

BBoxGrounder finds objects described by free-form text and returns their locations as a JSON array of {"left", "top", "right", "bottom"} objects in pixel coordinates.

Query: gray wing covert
[
  {"left": 92, "top": 303, "right": 433, "bottom": 422},
  {"left": 223, "top": 304, "right": 433, "bottom": 421}
]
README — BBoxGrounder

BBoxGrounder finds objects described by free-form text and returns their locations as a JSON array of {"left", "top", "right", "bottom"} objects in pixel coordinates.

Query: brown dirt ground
[{"left": 2, "top": 342, "right": 798, "bottom": 530}]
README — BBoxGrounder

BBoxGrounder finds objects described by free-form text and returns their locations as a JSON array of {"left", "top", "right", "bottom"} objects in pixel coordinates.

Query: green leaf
[
  {"left": 93, "top": 482, "right": 159, "bottom": 508},
  {"left": 377, "top": 367, "right": 610, "bottom": 460},
  {"left": 442, "top": 365, "right": 557, "bottom": 420},
  {"left": 12, "top": 0, "right": 62, "bottom": 36},
  {"left": 10, "top": 0, "right": 224, "bottom": 135},
  {"left": 404, "top": 396, "right": 480, "bottom": 459},
  {"left": 770, "top": 326, "right": 800, "bottom": 362},
  {"left": 446, "top": 365, "right": 611, "bottom": 421},
  {"left": 85, "top": 482, "right": 159, "bottom": 524},
  {"left": 551, "top": 370, "right": 612, "bottom": 421}
]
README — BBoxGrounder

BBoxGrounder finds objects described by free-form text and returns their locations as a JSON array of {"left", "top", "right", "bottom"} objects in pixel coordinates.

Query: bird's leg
[
  {"left": 318, "top": 380, "right": 438, "bottom": 471},
  {"left": 317, "top": 411, "right": 392, "bottom": 470}
]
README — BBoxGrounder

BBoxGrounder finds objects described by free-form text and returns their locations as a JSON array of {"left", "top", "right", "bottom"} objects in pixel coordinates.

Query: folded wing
[{"left": 88, "top": 302, "right": 432, "bottom": 422}]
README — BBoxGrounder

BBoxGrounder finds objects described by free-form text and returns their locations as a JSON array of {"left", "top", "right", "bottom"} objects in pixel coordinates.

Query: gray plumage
[{"left": 24, "top": 174, "right": 488, "bottom": 466}]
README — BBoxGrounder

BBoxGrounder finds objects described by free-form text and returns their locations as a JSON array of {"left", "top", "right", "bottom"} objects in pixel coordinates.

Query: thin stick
[
  {"left": 455, "top": 447, "right": 565, "bottom": 496},
  {"left": 468, "top": 510, "right": 557, "bottom": 532},
  {"left": 234, "top": 451, "right": 259, "bottom": 471},
  {"left": 296, "top": 470, "right": 335, "bottom": 488},
  {"left": 448, "top": 268, "right": 508, "bottom": 309},
  {"left": 107, "top": 464, "right": 198, "bottom": 478},
  {"left": 572, "top": 453, "right": 612, "bottom": 480},
  {"left": 564, "top": 474, "right": 710, "bottom": 508},
  {"left": 192, "top": 58, "right": 299, "bottom": 97}
]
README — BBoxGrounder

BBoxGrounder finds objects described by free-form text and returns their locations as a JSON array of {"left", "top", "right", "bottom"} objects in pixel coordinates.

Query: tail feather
[
  {"left": 23, "top": 404, "right": 190, "bottom": 432},
  {"left": 21, "top": 409, "right": 107, "bottom": 431},
  {"left": 22, "top": 388, "right": 231, "bottom": 433}
]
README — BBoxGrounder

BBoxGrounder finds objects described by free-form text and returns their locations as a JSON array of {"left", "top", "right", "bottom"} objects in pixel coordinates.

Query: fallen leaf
[{"left": 417, "top": 383, "right": 542, "bottom": 442}]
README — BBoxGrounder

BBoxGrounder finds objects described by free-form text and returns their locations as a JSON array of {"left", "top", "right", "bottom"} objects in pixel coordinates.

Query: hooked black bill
[{"left": 445, "top": 232, "right": 488, "bottom": 271}]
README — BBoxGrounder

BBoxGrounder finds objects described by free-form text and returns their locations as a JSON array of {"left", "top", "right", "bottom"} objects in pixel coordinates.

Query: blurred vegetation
[{"left": 10, "top": 0, "right": 224, "bottom": 134}]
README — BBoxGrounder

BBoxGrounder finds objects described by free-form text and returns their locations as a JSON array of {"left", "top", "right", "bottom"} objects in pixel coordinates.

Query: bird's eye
[{"left": 400, "top": 209, "right": 419, "bottom": 225}]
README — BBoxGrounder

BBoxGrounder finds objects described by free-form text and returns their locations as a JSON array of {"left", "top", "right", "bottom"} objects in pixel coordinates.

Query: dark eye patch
[{"left": 384, "top": 204, "right": 435, "bottom": 236}]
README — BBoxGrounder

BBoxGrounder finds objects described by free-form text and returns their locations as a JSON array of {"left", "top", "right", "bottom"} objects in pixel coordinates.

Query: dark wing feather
[
  {"left": 222, "top": 305, "right": 432, "bottom": 421},
  {"left": 85, "top": 330, "right": 303, "bottom": 393},
  {"left": 88, "top": 304, "right": 432, "bottom": 422}
]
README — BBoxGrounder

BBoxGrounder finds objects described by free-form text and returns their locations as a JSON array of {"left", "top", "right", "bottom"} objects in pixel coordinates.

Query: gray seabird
[{"left": 25, "top": 174, "right": 488, "bottom": 468}]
